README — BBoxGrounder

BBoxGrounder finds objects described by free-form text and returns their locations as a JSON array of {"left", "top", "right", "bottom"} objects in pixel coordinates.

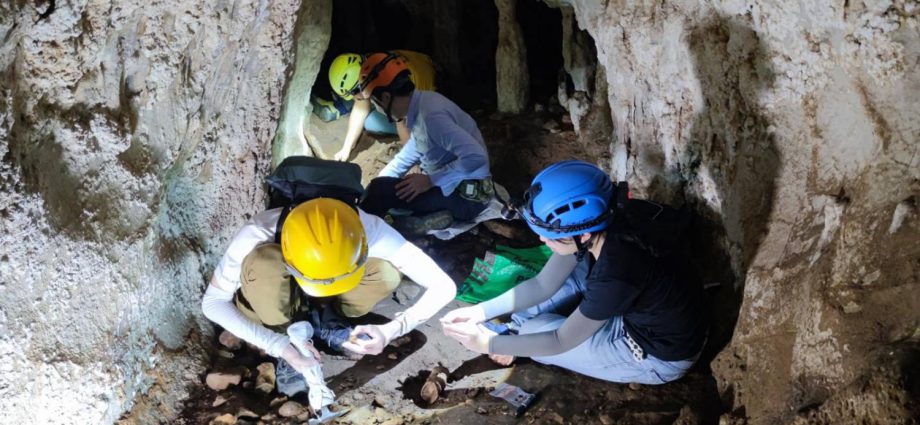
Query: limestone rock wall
[
  {"left": 562, "top": 0, "right": 920, "bottom": 423},
  {"left": 0, "top": 1, "right": 314, "bottom": 423},
  {"left": 495, "top": 0, "right": 530, "bottom": 113}
]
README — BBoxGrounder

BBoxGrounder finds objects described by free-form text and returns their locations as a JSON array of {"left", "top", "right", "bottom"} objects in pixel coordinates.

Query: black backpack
[
  {"left": 265, "top": 156, "right": 365, "bottom": 242},
  {"left": 609, "top": 182, "right": 692, "bottom": 258}
]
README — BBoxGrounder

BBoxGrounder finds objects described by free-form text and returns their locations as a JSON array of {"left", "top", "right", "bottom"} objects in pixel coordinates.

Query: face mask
[{"left": 370, "top": 96, "right": 386, "bottom": 116}]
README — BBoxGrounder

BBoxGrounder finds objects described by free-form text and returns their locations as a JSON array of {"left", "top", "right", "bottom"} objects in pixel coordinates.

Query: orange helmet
[{"left": 357, "top": 52, "right": 411, "bottom": 99}]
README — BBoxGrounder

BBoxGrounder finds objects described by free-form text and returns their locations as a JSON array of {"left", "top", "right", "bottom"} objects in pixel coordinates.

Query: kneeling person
[
  {"left": 202, "top": 198, "right": 457, "bottom": 394},
  {"left": 355, "top": 53, "right": 492, "bottom": 235}
]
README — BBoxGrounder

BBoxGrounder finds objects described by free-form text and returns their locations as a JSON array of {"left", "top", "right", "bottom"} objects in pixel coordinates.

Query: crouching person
[
  {"left": 202, "top": 197, "right": 456, "bottom": 395},
  {"left": 354, "top": 53, "right": 493, "bottom": 236},
  {"left": 442, "top": 160, "right": 707, "bottom": 384}
]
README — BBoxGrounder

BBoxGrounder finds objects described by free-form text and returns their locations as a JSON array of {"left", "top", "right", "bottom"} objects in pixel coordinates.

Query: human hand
[
  {"left": 442, "top": 321, "right": 492, "bottom": 354},
  {"left": 334, "top": 147, "right": 351, "bottom": 161},
  {"left": 439, "top": 305, "right": 487, "bottom": 326},
  {"left": 340, "top": 325, "right": 389, "bottom": 355},
  {"left": 280, "top": 343, "right": 321, "bottom": 372},
  {"left": 395, "top": 174, "right": 433, "bottom": 202}
]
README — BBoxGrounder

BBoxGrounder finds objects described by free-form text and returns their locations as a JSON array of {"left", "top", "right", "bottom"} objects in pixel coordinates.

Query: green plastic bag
[{"left": 456, "top": 245, "right": 553, "bottom": 304}]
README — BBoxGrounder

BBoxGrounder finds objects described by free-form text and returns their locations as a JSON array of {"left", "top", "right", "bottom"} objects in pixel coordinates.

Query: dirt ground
[{"left": 174, "top": 110, "right": 723, "bottom": 425}]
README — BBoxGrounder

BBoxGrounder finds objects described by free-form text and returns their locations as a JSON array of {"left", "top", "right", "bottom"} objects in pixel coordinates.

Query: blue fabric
[
  {"left": 359, "top": 176, "right": 487, "bottom": 221},
  {"left": 511, "top": 260, "right": 697, "bottom": 384},
  {"left": 378, "top": 91, "right": 490, "bottom": 196},
  {"left": 364, "top": 109, "right": 398, "bottom": 135}
]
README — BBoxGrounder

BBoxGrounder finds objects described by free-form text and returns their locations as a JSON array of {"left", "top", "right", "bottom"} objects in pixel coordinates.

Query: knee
[{"left": 365, "top": 177, "right": 399, "bottom": 195}]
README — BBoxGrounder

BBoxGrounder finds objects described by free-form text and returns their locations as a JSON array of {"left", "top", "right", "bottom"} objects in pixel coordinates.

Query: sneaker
[
  {"left": 391, "top": 210, "right": 454, "bottom": 237},
  {"left": 275, "top": 358, "right": 308, "bottom": 396},
  {"left": 309, "top": 306, "right": 353, "bottom": 353}
]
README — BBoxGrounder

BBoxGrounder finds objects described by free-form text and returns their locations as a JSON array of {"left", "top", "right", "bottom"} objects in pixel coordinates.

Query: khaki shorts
[{"left": 235, "top": 244, "right": 402, "bottom": 330}]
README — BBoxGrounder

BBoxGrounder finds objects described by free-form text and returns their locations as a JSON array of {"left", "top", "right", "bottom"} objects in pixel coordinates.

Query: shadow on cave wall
[
  {"left": 315, "top": 0, "right": 498, "bottom": 112},
  {"left": 681, "top": 14, "right": 781, "bottom": 389}
]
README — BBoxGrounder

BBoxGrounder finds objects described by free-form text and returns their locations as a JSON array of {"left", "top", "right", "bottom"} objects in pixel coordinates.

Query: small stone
[
  {"left": 219, "top": 331, "right": 242, "bottom": 350},
  {"left": 387, "top": 353, "right": 398, "bottom": 360},
  {"left": 561, "top": 114, "right": 573, "bottom": 124},
  {"left": 599, "top": 414, "right": 614, "bottom": 425},
  {"left": 476, "top": 406, "right": 488, "bottom": 415},
  {"left": 183, "top": 372, "right": 198, "bottom": 381},
  {"left": 390, "top": 336, "right": 412, "bottom": 348},
  {"left": 237, "top": 408, "right": 259, "bottom": 420},
  {"left": 206, "top": 372, "right": 241, "bottom": 391},
  {"left": 269, "top": 396, "right": 287, "bottom": 407},
  {"left": 466, "top": 387, "right": 481, "bottom": 397},
  {"left": 843, "top": 301, "right": 862, "bottom": 314},
  {"left": 534, "top": 103, "right": 545, "bottom": 113},
  {"left": 374, "top": 395, "right": 387, "bottom": 407},
  {"left": 278, "top": 401, "right": 305, "bottom": 417},
  {"left": 212, "top": 395, "right": 227, "bottom": 407},
  {"left": 628, "top": 382, "right": 641, "bottom": 390},
  {"left": 375, "top": 365, "right": 386, "bottom": 370},
  {"left": 542, "top": 120, "right": 560, "bottom": 132},
  {"left": 548, "top": 412, "right": 565, "bottom": 424},
  {"left": 255, "top": 362, "right": 275, "bottom": 394},
  {"left": 241, "top": 381, "right": 252, "bottom": 389},
  {"left": 209, "top": 413, "right": 236, "bottom": 425},
  {"left": 217, "top": 350, "right": 235, "bottom": 359}
]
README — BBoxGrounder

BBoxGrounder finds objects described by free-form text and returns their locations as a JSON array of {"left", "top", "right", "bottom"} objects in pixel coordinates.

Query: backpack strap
[{"left": 274, "top": 205, "right": 293, "bottom": 244}]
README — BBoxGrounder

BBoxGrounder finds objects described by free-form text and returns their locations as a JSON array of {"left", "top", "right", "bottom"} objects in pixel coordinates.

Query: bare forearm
[{"left": 342, "top": 99, "right": 371, "bottom": 152}]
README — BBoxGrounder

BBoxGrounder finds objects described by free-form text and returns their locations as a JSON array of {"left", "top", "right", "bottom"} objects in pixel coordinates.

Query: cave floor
[{"left": 174, "top": 110, "right": 724, "bottom": 425}]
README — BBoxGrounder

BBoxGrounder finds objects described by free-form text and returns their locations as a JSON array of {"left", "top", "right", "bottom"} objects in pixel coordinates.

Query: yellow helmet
[
  {"left": 329, "top": 53, "right": 364, "bottom": 100},
  {"left": 280, "top": 198, "right": 368, "bottom": 297}
]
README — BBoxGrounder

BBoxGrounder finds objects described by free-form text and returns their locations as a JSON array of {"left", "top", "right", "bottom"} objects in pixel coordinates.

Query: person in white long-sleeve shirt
[{"left": 201, "top": 197, "right": 456, "bottom": 386}]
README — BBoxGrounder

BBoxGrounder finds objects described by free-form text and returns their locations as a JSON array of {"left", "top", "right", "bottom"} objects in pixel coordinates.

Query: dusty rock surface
[
  {"left": 559, "top": 0, "right": 920, "bottom": 423},
  {"left": 0, "top": 1, "right": 305, "bottom": 423}
]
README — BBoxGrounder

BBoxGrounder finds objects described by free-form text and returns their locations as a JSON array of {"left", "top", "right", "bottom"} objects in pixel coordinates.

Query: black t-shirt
[{"left": 578, "top": 227, "right": 707, "bottom": 361}]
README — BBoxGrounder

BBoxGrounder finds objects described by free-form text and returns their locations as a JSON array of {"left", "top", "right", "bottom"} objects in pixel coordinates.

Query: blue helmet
[{"left": 521, "top": 160, "right": 615, "bottom": 239}]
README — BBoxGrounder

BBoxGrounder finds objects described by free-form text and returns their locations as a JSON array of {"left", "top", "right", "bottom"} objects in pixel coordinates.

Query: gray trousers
[{"left": 511, "top": 260, "right": 699, "bottom": 384}]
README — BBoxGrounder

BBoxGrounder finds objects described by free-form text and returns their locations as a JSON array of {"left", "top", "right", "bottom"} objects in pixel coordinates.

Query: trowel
[{"left": 287, "top": 322, "right": 350, "bottom": 424}]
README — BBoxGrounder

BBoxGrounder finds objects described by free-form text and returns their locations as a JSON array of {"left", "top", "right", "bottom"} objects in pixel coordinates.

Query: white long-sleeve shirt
[{"left": 201, "top": 207, "right": 456, "bottom": 357}]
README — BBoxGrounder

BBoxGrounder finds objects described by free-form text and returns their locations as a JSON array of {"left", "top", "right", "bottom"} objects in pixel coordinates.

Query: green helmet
[{"left": 329, "top": 53, "right": 363, "bottom": 100}]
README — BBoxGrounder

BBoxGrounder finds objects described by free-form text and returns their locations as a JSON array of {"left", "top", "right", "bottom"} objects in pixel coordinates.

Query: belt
[{"left": 623, "top": 331, "right": 646, "bottom": 362}]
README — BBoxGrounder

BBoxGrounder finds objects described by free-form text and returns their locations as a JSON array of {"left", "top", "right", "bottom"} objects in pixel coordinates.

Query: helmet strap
[
  {"left": 573, "top": 234, "right": 589, "bottom": 262},
  {"left": 384, "top": 91, "right": 396, "bottom": 123}
]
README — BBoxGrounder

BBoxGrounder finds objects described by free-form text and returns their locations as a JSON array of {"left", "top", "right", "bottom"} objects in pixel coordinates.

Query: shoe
[
  {"left": 391, "top": 210, "right": 454, "bottom": 237},
  {"left": 309, "top": 306, "right": 353, "bottom": 353},
  {"left": 275, "top": 358, "right": 308, "bottom": 396}
]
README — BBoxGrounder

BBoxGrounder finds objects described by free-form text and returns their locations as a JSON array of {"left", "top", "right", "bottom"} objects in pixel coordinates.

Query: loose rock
[
  {"left": 206, "top": 372, "right": 242, "bottom": 391},
  {"left": 269, "top": 396, "right": 287, "bottom": 408},
  {"left": 219, "top": 331, "right": 243, "bottom": 350},
  {"left": 254, "top": 362, "right": 275, "bottom": 394},
  {"left": 278, "top": 401, "right": 305, "bottom": 417},
  {"left": 211, "top": 395, "right": 227, "bottom": 407},
  {"left": 209, "top": 413, "right": 236, "bottom": 425}
]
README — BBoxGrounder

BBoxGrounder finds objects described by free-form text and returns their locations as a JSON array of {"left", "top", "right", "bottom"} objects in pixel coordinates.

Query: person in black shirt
[{"left": 442, "top": 160, "right": 707, "bottom": 384}]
